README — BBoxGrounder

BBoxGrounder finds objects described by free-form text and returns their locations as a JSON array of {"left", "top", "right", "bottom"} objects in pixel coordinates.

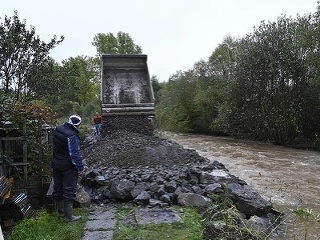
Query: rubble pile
[{"left": 81, "top": 130, "right": 273, "bottom": 217}]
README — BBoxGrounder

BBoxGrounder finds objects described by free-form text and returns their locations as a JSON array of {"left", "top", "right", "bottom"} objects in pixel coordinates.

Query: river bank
[
  {"left": 158, "top": 131, "right": 320, "bottom": 239},
  {"left": 81, "top": 130, "right": 281, "bottom": 239}
]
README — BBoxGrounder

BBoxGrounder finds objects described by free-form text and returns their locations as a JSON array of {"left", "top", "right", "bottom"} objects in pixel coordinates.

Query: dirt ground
[{"left": 82, "top": 130, "right": 209, "bottom": 169}]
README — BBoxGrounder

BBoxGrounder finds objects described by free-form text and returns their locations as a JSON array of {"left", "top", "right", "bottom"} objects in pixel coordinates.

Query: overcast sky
[{"left": 1, "top": 0, "right": 319, "bottom": 81}]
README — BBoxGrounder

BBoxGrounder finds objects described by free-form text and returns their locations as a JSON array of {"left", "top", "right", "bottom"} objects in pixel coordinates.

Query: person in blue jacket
[{"left": 51, "top": 114, "right": 85, "bottom": 222}]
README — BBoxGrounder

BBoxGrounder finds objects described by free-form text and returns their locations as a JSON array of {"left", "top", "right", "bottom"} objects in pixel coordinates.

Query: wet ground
[
  {"left": 159, "top": 131, "right": 320, "bottom": 239},
  {"left": 82, "top": 204, "right": 183, "bottom": 240}
]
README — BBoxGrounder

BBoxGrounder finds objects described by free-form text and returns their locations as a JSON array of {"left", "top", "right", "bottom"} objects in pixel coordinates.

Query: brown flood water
[{"left": 159, "top": 131, "right": 320, "bottom": 239}]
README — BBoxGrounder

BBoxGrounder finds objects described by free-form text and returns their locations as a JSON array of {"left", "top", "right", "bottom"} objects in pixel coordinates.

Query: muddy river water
[{"left": 159, "top": 131, "right": 320, "bottom": 239}]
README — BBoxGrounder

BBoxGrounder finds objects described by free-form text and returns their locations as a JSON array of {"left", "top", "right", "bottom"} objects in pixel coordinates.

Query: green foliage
[
  {"left": 60, "top": 56, "right": 99, "bottom": 108},
  {"left": 24, "top": 100, "right": 56, "bottom": 175},
  {"left": 155, "top": 36, "right": 239, "bottom": 134},
  {"left": 203, "top": 192, "right": 270, "bottom": 240},
  {"left": 30, "top": 56, "right": 101, "bottom": 121},
  {"left": 0, "top": 11, "right": 64, "bottom": 100},
  {"left": 156, "top": 56, "right": 233, "bottom": 134},
  {"left": 27, "top": 58, "right": 64, "bottom": 100},
  {"left": 81, "top": 98, "right": 101, "bottom": 125},
  {"left": 294, "top": 207, "right": 320, "bottom": 222},
  {"left": 155, "top": 71, "right": 196, "bottom": 132},
  {"left": 92, "top": 31, "right": 142, "bottom": 55},
  {"left": 9, "top": 208, "right": 89, "bottom": 240},
  {"left": 0, "top": 12, "right": 100, "bottom": 180},
  {"left": 227, "top": 13, "right": 320, "bottom": 144},
  {"left": 0, "top": 92, "right": 57, "bottom": 177},
  {"left": 209, "top": 35, "right": 237, "bottom": 78},
  {"left": 156, "top": 3, "right": 320, "bottom": 148},
  {"left": 151, "top": 75, "right": 163, "bottom": 103}
]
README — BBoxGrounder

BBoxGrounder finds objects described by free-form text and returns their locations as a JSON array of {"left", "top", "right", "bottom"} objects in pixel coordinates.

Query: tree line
[
  {"left": 0, "top": 11, "right": 143, "bottom": 176},
  {"left": 2, "top": 6, "right": 320, "bottom": 153},
  {"left": 0, "top": 11, "right": 143, "bottom": 126},
  {"left": 155, "top": 4, "right": 320, "bottom": 150}
]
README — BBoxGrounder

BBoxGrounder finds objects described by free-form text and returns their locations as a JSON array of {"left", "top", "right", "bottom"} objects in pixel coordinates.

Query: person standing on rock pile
[
  {"left": 51, "top": 114, "right": 86, "bottom": 222},
  {"left": 93, "top": 111, "right": 102, "bottom": 135}
]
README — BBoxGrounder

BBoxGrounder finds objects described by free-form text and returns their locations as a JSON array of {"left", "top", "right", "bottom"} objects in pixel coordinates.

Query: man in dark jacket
[{"left": 51, "top": 114, "right": 85, "bottom": 222}]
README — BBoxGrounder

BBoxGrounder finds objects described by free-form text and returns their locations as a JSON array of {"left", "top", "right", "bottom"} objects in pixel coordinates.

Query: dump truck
[{"left": 100, "top": 54, "right": 155, "bottom": 135}]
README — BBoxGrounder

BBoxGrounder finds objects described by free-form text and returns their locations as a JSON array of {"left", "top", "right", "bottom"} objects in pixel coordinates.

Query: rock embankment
[{"left": 80, "top": 130, "right": 280, "bottom": 237}]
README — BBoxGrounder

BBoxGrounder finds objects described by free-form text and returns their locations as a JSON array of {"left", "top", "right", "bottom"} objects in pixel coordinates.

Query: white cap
[{"left": 69, "top": 115, "right": 81, "bottom": 126}]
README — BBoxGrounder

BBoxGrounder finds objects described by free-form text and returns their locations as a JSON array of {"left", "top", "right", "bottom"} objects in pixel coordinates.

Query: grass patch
[
  {"left": 294, "top": 207, "right": 319, "bottom": 221},
  {"left": 202, "top": 193, "right": 268, "bottom": 240},
  {"left": 8, "top": 208, "right": 89, "bottom": 240},
  {"left": 114, "top": 204, "right": 204, "bottom": 240}
]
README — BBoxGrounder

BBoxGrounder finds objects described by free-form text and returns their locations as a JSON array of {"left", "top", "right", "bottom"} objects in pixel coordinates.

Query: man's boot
[
  {"left": 64, "top": 199, "right": 81, "bottom": 222},
  {"left": 53, "top": 197, "right": 64, "bottom": 217}
]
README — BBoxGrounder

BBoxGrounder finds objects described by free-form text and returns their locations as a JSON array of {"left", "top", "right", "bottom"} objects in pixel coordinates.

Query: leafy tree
[
  {"left": 190, "top": 62, "right": 231, "bottom": 134},
  {"left": 156, "top": 70, "right": 209, "bottom": 132},
  {"left": 156, "top": 43, "right": 236, "bottom": 134},
  {"left": 205, "top": 37, "right": 239, "bottom": 134},
  {"left": 294, "top": 6, "right": 320, "bottom": 142},
  {"left": 92, "top": 31, "right": 142, "bottom": 55},
  {"left": 209, "top": 35, "right": 238, "bottom": 78},
  {"left": 29, "top": 56, "right": 100, "bottom": 121},
  {"left": 151, "top": 75, "right": 163, "bottom": 103},
  {"left": 54, "top": 56, "right": 99, "bottom": 118},
  {"left": 0, "top": 11, "right": 64, "bottom": 100},
  {"left": 27, "top": 58, "right": 64, "bottom": 99},
  {"left": 229, "top": 14, "right": 313, "bottom": 143}
]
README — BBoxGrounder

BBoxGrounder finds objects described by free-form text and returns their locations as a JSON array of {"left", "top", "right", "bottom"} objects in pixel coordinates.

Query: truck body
[{"left": 100, "top": 54, "right": 155, "bottom": 135}]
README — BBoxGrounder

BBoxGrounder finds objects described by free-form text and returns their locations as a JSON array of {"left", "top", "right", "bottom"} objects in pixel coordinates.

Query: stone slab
[
  {"left": 211, "top": 169, "right": 230, "bottom": 178},
  {"left": 88, "top": 208, "right": 116, "bottom": 220},
  {"left": 82, "top": 230, "right": 113, "bottom": 240},
  {"left": 85, "top": 219, "right": 116, "bottom": 230},
  {"left": 135, "top": 208, "right": 182, "bottom": 225}
]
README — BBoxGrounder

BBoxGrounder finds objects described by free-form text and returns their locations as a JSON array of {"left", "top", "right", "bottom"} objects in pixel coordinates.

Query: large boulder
[
  {"left": 110, "top": 180, "right": 135, "bottom": 200},
  {"left": 177, "top": 193, "right": 212, "bottom": 207},
  {"left": 227, "top": 183, "right": 272, "bottom": 216}
]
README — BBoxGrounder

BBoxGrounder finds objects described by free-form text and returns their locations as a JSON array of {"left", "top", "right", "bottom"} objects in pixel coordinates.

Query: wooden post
[{"left": 22, "top": 122, "right": 28, "bottom": 185}]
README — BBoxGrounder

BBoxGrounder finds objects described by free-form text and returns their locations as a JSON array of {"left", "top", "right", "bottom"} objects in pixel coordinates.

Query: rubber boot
[
  {"left": 64, "top": 199, "right": 81, "bottom": 222},
  {"left": 53, "top": 197, "right": 64, "bottom": 217}
]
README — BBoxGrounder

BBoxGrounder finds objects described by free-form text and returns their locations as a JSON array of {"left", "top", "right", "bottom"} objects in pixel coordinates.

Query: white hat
[{"left": 69, "top": 115, "right": 82, "bottom": 126}]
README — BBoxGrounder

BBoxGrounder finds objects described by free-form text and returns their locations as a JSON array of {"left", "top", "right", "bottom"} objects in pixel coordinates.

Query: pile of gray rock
[
  {"left": 80, "top": 160, "right": 273, "bottom": 218},
  {"left": 79, "top": 130, "right": 281, "bottom": 237}
]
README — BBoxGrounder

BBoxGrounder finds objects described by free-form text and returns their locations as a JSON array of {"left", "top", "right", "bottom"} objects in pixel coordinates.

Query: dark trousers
[{"left": 52, "top": 168, "right": 78, "bottom": 201}]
